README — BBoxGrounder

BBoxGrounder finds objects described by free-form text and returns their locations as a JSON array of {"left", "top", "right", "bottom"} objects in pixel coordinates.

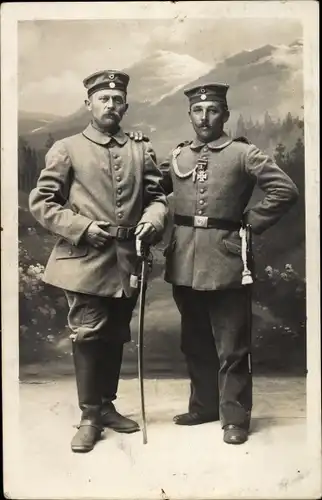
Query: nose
[
  {"left": 201, "top": 109, "right": 208, "bottom": 122},
  {"left": 105, "top": 98, "right": 114, "bottom": 110}
]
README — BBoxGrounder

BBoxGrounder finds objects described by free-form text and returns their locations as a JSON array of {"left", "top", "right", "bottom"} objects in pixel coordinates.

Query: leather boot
[
  {"left": 99, "top": 341, "right": 139, "bottom": 433},
  {"left": 71, "top": 420, "right": 103, "bottom": 453},
  {"left": 71, "top": 340, "right": 103, "bottom": 453},
  {"left": 101, "top": 401, "right": 140, "bottom": 433},
  {"left": 173, "top": 412, "right": 219, "bottom": 426},
  {"left": 223, "top": 424, "right": 248, "bottom": 445}
]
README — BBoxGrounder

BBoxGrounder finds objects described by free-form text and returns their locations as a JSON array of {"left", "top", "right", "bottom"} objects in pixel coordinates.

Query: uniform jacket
[
  {"left": 160, "top": 132, "right": 299, "bottom": 291},
  {"left": 29, "top": 123, "right": 168, "bottom": 297}
]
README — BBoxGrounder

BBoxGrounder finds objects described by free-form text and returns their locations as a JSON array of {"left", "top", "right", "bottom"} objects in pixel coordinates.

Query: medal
[
  {"left": 193, "top": 156, "right": 208, "bottom": 183},
  {"left": 196, "top": 169, "right": 208, "bottom": 182}
]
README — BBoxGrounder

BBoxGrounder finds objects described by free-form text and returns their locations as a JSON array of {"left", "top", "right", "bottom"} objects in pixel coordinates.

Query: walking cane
[
  {"left": 136, "top": 239, "right": 150, "bottom": 444},
  {"left": 240, "top": 224, "right": 254, "bottom": 375}
]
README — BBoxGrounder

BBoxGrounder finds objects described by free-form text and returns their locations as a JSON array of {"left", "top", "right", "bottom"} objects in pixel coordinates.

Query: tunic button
[
  {"left": 68, "top": 249, "right": 73, "bottom": 256},
  {"left": 197, "top": 209, "right": 204, "bottom": 215},
  {"left": 117, "top": 213, "right": 123, "bottom": 218},
  {"left": 200, "top": 188, "right": 205, "bottom": 193},
  {"left": 113, "top": 154, "right": 118, "bottom": 159},
  {"left": 116, "top": 201, "right": 122, "bottom": 207},
  {"left": 199, "top": 200, "right": 205, "bottom": 205},
  {"left": 116, "top": 176, "right": 121, "bottom": 182},
  {"left": 117, "top": 188, "right": 122, "bottom": 194},
  {"left": 114, "top": 165, "right": 119, "bottom": 170}
]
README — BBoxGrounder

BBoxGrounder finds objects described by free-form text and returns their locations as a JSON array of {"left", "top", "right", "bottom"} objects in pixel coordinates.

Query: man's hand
[
  {"left": 135, "top": 222, "right": 157, "bottom": 243},
  {"left": 84, "top": 221, "right": 112, "bottom": 248},
  {"left": 127, "top": 130, "right": 150, "bottom": 142}
]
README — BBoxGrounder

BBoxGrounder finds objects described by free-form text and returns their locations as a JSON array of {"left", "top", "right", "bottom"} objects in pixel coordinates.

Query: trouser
[
  {"left": 65, "top": 290, "right": 138, "bottom": 422},
  {"left": 172, "top": 285, "right": 252, "bottom": 429}
]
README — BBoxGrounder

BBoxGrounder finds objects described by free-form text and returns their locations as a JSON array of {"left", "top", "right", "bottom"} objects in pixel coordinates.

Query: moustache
[{"left": 103, "top": 112, "right": 120, "bottom": 120}]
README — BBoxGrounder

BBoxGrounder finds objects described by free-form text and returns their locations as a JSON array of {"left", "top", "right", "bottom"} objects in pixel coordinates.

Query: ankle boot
[{"left": 71, "top": 419, "right": 103, "bottom": 453}]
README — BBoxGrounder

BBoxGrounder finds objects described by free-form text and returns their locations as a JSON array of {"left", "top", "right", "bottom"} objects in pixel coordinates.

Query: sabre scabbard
[{"left": 136, "top": 239, "right": 151, "bottom": 445}]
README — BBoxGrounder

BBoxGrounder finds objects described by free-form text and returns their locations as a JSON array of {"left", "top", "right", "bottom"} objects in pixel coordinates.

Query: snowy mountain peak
[{"left": 124, "top": 50, "right": 212, "bottom": 104}]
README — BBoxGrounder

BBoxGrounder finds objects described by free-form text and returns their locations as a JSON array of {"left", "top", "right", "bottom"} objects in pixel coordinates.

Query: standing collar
[
  {"left": 190, "top": 132, "right": 232, "bottom": 151},
  {"left": 82, "top": 122, "right": 128, "bottom": 146}
]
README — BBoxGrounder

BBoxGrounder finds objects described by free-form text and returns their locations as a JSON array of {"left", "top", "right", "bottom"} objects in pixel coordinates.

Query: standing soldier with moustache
[
  {"left": 160, "top": 83, "right": 299, "bottom": 444},
  {"left": 29, "top": 70, "right": 168, "bottom": 453}
]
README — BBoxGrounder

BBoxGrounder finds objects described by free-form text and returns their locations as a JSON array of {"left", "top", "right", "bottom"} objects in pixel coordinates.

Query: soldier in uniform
[
  {"left": 160, "top": 83, "right": 299, "bottom": 444},
  {"left": 29, "top": 70, "right": 168, "bottom": 453}
]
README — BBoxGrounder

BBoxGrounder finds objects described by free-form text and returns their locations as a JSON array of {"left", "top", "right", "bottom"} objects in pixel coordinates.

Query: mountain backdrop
[
  {"left": 19, "top": 40, "right": 303, "bottom": 159},
  {"left": 18, "top": 39, "right": 306, "bottom": 375}
]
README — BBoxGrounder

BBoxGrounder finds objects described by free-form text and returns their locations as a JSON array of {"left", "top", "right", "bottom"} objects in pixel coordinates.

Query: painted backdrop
[{"left": 18, "top": 19, "right": 306, "bottom": 378}]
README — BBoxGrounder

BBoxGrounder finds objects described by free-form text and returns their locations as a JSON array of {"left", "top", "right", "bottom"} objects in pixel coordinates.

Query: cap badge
[
  {"left": 109, "top": 82, "right": 116, "bottom": 88},
  {"left": 201, "top": 94, "right": 207, "bottom": 100}
]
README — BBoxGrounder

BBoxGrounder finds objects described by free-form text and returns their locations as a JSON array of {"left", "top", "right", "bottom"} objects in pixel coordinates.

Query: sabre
[{"left": 136, "top": 238, "right": 150, "bottom": 444}]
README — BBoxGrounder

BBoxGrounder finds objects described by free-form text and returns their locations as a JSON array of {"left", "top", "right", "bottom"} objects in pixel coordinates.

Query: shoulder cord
[{"left": 172, "top": 146, "right": 196, "bottom": 179}]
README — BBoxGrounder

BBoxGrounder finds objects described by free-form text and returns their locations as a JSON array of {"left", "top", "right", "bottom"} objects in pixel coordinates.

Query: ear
[
  {"left": 223, "top": 110, "right": 230, "bottom": 124},
  {"left": 188, "top": 109, "right": 192, "bottom": 123},
  {"left": 85, "top": 99, "right": 92, "bottom": 112},
  {"left": 124, "top": 103, "right": 129, "bottom": 113}
]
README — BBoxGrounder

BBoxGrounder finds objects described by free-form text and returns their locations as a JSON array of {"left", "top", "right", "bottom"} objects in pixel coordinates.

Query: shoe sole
[
  {"left": 103, "top": 424, "right": 140, "bottom": 433},
  {"left": 71, "top": 445, "right": 95, "bottom": 453},
  {"left": 174, "top": 418, "right": 219, "bottom": 426},
  {"left": 224, "top": 439, "right": 247, "bottom": 445}
]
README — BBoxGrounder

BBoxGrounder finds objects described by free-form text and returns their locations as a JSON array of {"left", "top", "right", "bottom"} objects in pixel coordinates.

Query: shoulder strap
[
  {"left": 234, "top": 136, "right": 251, "bottom": 144},
  {"left": 176, "top": 140, "right": 192, "bottom": 148},
  {"left": 129, "top": 137, "right": 145, "bottom": 173},
  {"left": 125, "top": 132, "right": 150, "bottom": 142}
]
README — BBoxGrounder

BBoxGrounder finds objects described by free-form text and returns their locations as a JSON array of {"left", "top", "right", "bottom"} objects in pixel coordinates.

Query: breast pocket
[{"left": 55, "top": 238, "right": 89, "bottom": 260}]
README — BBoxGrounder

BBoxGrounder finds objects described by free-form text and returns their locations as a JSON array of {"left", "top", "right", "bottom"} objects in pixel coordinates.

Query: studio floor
[{"left": 4, "top": 376, "right": 321, "bottom": 500}]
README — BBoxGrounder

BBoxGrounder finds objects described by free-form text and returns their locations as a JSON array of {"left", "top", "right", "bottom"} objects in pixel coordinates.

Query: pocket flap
[
  {"left": 163, "top": 239, "right": 176, "bottom": 257},
  {"left": 223, "top": 239, "right": 242, "bottom": 256},
  {"left": 55, "top": 239, "right": 89, "bottom": 260}
]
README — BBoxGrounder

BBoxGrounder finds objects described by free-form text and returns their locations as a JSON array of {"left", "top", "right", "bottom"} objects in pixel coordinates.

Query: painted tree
[{"left": 45, "top": 133, "right": 55, "bottom": 150}]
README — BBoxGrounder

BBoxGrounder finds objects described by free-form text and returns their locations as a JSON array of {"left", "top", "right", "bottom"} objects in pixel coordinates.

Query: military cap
[
  {"left": 83, "top": 70, "right": 130, "bottom": 97},
  {"left": 184, "top": 83, "right": 229, "bottom": 105}
]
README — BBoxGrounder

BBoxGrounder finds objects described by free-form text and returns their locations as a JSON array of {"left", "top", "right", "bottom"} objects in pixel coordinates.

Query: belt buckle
[
  {"left": 193, "top": 215, "right": 208, "bottom": 228},
  {"left": 116, "top": 227, "right": 128, "bottom": 241}
]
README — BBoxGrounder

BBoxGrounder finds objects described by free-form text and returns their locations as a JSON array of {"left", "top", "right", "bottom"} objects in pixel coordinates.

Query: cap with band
[
  {"left": 184, "top": 83, "right": 229, "bottom": 105},
  {"left": 83, "top": 70, "right": 130, "bottom": 97}
]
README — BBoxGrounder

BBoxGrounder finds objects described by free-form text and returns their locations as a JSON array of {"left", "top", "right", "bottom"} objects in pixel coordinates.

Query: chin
[
  {"left": 102, "top": 118, "right": 118, "bottom": 127},
  {"left": 197, "top": 132, "right": 213, "bottom": 142}
]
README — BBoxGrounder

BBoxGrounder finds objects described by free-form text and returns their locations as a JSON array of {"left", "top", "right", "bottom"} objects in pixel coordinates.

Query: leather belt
[
  {"left": 107, "top": 225, "right": 136, "bottom": 241},
  {"left": 174, "top": 214, "right": 240, "bottom": 231}
]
